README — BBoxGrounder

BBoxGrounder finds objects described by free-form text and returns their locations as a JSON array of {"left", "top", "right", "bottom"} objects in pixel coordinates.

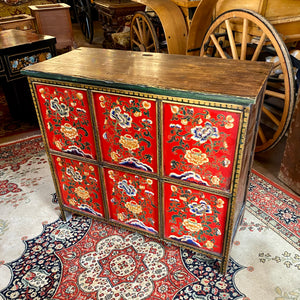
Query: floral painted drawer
[
  {"left": 163, "top": 103, "right": 241, "bottom": 192},
  {"left": 52, "top": 155, "right": 105, "bottom": 218},
  {"left": 93, "top": 91, "right": 158, "bottom": 173},
  {"left": 104, "top": 167, "right": 159, "bottom": 235},
  {"left": 164, "top": 182, "right": 228, "bottom": 255},
  {"left": 34, "top": 84, "right": 97, "bottom": 160}
]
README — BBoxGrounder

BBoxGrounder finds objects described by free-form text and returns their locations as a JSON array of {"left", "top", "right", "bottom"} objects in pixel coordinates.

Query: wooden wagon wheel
[
  {"left": 130, "top": 11, "right": 160, "bottom": 52},
  {"left": 200, "top": 9, "right": 295, "bottom": 152},
  {"left": 73, "top": 0, "right": 94, "bottom": 44}
]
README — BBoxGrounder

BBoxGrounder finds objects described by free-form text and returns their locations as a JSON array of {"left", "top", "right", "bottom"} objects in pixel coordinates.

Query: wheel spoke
[
  {"left": 142, "top": 20, "right": 147, "bottom": 44},
  {"left": 240, "top": 18, "right": 249, "bottom": 60},
  {"left": 258, "top": 126, "right": 267, "bottom": 144},
  {"left": 251, "top": 32, "right": 266, "bottom": 61},
  {"left": 136, "top": 18, "right": 144, "bottom": 44},
  {"left": 132, "top": 39, "right": 141, "bottom": 47},
  {"left": 262, "top": 106, "right": 280, "bottom": 126},
  {"left": 133, "top": 25, "right": 142, "bottom": 43},
  {"left": 265, "top": 89, "right": 286, "bottom": 100},
  {"left": 225, "top": 19, "right": 238, "bottom": 59},
  {"left": 146, "top": 28, "right": 150, "bottom": 45},
  {"left": 146, "top": 43, "right": 155, "bottom": 50},
  {"left": 210, "top": 34, "right": 228, "bottom": 59}
]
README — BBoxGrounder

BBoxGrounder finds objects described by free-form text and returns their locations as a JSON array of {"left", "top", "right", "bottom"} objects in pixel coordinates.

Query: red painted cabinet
[{"left": 22, "top": 48, "right": 271, "bottom": 273}]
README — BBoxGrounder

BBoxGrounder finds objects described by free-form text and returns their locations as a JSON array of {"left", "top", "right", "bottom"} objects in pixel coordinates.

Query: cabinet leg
[{"left": 220, "top": 257, "right": 229, "bottom": 275}]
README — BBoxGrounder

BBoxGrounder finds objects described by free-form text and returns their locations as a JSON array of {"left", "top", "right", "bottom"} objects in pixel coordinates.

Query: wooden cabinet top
[
  {"left": 22, "top": 47, "right": 271, "bottom": 104},
  {"left": 0, "top": 29, "right": 56, "bottom": 51}
]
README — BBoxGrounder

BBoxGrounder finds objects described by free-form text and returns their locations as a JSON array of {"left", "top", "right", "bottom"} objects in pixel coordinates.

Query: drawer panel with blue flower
[
  {"left": 103, "top": 167, "right": 159, "bottom": 236},
  {"left": 93, "top": 91, "right": 158, "bottom": 174},
  {"left": 164, "top": 182, "right": 229, "bottom": 255},
  {"left": 34, "top": 83, "right": 97, "bottom": 160},
  {"left": 163, "top": 102, "right": 242, "bottom": 192},
  {"left": 52, "top": 155, "right": 105, "bottom": 218}
]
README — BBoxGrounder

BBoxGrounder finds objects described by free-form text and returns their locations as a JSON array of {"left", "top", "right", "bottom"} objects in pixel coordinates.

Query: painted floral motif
[
  {"left": 53, "top": 155, "right": 104, "bottom": 217},
  {"left": 10, "top": 52, "right": 52, "bottom": 72},
  {"left": 105, "top": 169, "right": 159, "bottom": 234},
  {"left": 35, "top": 84, "right": 97, "bottom": 159},
  {"left": 191, "top": 121, "right": 220, "bottom": 143},
  {"left": 94, "top": 92, "right": 157, "bottom": 173},
  {"left": 110, "top": 106, "right": 132, "bottom": 128},
  {"left": 164, "top": 103, "right": 241, "bottom": 191},
  {"left": 184, "top": 148, "right": 209, "bottom": 166},
  {"left": 60, "top": 123, "right": 78, "bottom": 140},
  {"left": 164, "top": 183, "right": 228, "bottom": 254},
  {"left": 119, "top": 134, "right": 139, "bottom": 151}
]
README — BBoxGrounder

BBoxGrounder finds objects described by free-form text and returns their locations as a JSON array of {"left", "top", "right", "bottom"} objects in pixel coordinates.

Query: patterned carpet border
[{"left": 247, "top": 169, "right": 300, "bottom": 251}]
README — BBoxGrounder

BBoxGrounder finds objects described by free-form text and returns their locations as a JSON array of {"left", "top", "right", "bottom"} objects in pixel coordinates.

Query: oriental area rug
[{"left": 0, "top": 137, "right": 299, "bottom": 300}]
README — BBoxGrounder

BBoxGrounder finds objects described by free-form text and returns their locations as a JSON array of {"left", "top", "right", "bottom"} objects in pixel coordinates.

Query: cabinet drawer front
[
  {"left": 104, "top": 168, "right": 159, "bottom": 235},
  {"left": 93, "top": 92, "right": 158, "bottom": 173},
  {"left": 163, "top": 102, "right": 241, "bottom": 192},
  {"left": 52, "top": 155, "right": 105, "bottom": 217},
  {"left": 164, "top": 182, "right": 228, "bottom": 255},
  {"left": 35, "top": 84, "right": 97, "bottom": 159}
]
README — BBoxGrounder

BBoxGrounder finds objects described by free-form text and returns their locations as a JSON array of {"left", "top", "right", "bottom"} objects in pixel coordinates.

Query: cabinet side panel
[{"left": 232, "top": 89, "right": 265, "bottom": 238}]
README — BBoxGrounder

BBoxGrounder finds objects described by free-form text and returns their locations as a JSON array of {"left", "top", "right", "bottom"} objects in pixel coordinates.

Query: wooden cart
[{"left": 129, "top": 0, "right": 300, "bottom": 152}]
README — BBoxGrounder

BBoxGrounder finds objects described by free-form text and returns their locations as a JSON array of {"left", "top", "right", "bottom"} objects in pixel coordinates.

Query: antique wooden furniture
[
  {"left": 94, "top": 0, "right": 145, "bottom": 48},
  {"left": 129, "top": 0, "right": 300, "bottom": 153},
  {"left": 22, "top": 47, "right": 271, "bottom": 273},
  {"left": 29, "top": 3, "right": 74, "bottom": 50},
  {"left": 279, "top": 88, "right": 300, "bottom": 195},
  {"left": 0, "top": 29, "right": 56, "bottom": 120},
  {"left": 0, "top": 14, "right": 35, "bottom": 32}
]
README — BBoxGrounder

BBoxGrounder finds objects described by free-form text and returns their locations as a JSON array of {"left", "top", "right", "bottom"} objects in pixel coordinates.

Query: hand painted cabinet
[{"left": 22, "top": 47, "right": 271, "bottom": 273}]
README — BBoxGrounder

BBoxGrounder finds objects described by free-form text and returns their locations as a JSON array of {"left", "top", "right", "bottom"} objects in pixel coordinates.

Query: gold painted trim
[{"left": 28, "top": 77, "right": 246, "bottom": 111}]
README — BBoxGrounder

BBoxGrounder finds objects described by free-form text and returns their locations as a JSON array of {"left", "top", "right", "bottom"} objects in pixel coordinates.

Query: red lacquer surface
[
  {"left": 163, "top": 103, "right": 241, "bottom": 191},
  {"left": 104, "top": 168, "right": 159, "bottom": 235},
  {"left": 164, "top": 182, "right": 228, "bottom": 254},
  {"left": 52, "top": 155, "right": 105, "bottom": 217},
  {"left": 93, "top": 92, "right": 157, "bottom": 173},
  {"left": 35, "top": 84, "right": 97, "bottom": 159}
]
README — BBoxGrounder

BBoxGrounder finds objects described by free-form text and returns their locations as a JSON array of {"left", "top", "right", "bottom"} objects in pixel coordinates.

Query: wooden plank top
[
  {"left": 22, "top": 47, "right": 272, "bottom": 103},
  {"left": 0, "top": 29, "right": 56, "bottom": 51}
]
